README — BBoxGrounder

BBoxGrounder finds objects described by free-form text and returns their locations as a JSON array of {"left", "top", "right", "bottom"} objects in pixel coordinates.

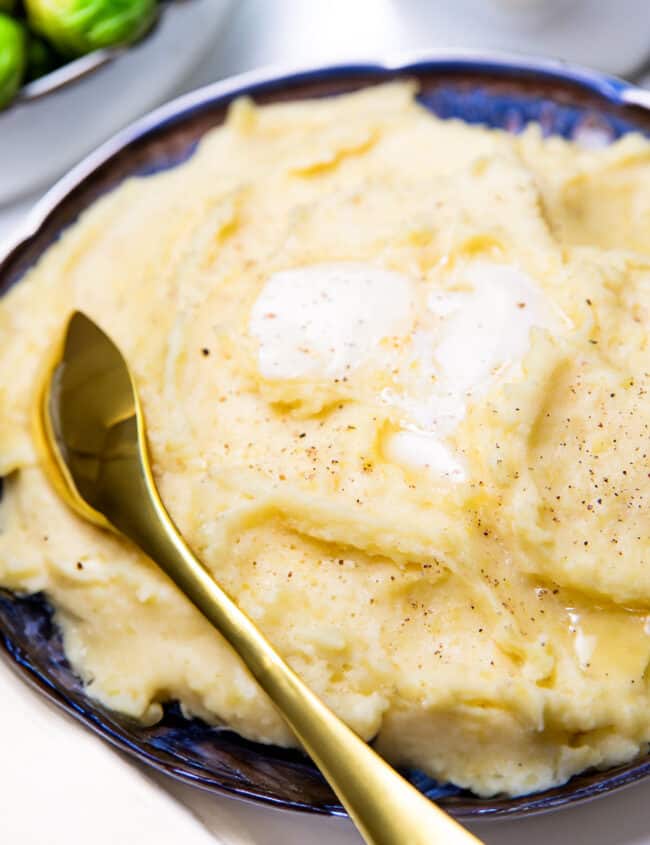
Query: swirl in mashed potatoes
[{"left": 0, "top": 82, "right": 648, "bottom": 797}]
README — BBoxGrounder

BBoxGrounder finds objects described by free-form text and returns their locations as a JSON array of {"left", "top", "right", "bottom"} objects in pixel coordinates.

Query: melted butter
[
  {"left": 428, "top": 261, "right": 557, "bottom": 401},
  {"left": 381, "top": 261, "right": 558, "bottom": 479},
  {"left": 568, "top": 611, "right": 597, "bottom": 670},
  {"left": 250, "top": 262, "right": 414, "bottom": 379},
  {"left": 251, "top": 259, "right": 558, "bottom": 483},
  {"left": 565, "top": 606, "right": 650, "bottom": 680},
  {"left": 383, "top": 428, "right": 467, "bottom": 482}
]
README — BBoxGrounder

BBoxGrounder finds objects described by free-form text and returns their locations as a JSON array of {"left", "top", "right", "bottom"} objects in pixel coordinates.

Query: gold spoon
[{"left": 35, "top": 311, "right": 483, "bottom": 845}]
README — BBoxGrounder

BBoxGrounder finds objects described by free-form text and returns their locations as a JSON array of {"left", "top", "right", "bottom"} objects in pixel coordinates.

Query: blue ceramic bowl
[{"left": 1, "top": 52, "right": 650, "bottom": 821}]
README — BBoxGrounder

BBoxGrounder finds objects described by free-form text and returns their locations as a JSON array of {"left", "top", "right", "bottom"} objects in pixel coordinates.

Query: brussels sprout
[
  {"left": 25, "top": 0, "right": 157, "bottom": 58},
  {"left": 25, "top": 33, "right": 61, "bottom": 80},
  {"left": 0, "top": 14, "right": 26, "bottom": 109}
]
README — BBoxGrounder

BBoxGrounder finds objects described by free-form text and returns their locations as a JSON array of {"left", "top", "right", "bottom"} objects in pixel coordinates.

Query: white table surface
[{"left": 2, "top": 2, "right": 650, "bottom": 843}]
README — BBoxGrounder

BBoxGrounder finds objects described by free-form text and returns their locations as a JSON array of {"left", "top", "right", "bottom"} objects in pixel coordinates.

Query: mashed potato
[{"left": 0, "top": 82, "right": 648, "bottom": 797}]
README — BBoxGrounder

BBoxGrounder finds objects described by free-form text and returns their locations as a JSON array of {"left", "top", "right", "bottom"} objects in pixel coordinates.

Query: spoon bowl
[
  {"left": 38, "top": 311, "right": 135, "bottom": 530},
  {"left": 38, "top": 311, "right": 170, "bottom": 547}
]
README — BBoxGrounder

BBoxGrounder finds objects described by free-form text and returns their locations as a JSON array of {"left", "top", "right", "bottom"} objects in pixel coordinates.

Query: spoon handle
[{"left": 131, "top": 494, "right": 482, "bottom": 845}]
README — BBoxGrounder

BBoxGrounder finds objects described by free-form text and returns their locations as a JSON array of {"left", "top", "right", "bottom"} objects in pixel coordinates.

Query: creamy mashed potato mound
[{"left": 0, "top": 82, "right": 649, "bottom": 797}]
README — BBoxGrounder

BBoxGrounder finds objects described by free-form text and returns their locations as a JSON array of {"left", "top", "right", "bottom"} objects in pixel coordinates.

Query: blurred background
[
  {"left": 201, "top": 0, "right": 650, "bottom": 82},
  {"left": 1, "top": 0, "right": 650, "bottom": 219}
]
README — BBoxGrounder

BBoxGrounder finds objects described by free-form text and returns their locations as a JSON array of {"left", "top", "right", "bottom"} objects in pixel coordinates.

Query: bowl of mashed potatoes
[{"left": 0, "top": 53, "right": 649, "bottom": 819}]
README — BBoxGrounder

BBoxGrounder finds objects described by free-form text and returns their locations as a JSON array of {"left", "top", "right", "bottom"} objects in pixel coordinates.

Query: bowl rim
[{"left": 2, "top": 48, "right": 650, "bottom": 821}]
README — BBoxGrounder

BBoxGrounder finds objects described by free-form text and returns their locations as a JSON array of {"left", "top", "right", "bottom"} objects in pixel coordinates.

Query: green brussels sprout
[
  {"left": 25, "top": 0, "right": 157, "bottom": 58},
  {"left": 0, "top": 14, "right": 26, "bottom": 109},
  {"left": 25, "top": 33, "right": 61, "bottom": 80}
]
